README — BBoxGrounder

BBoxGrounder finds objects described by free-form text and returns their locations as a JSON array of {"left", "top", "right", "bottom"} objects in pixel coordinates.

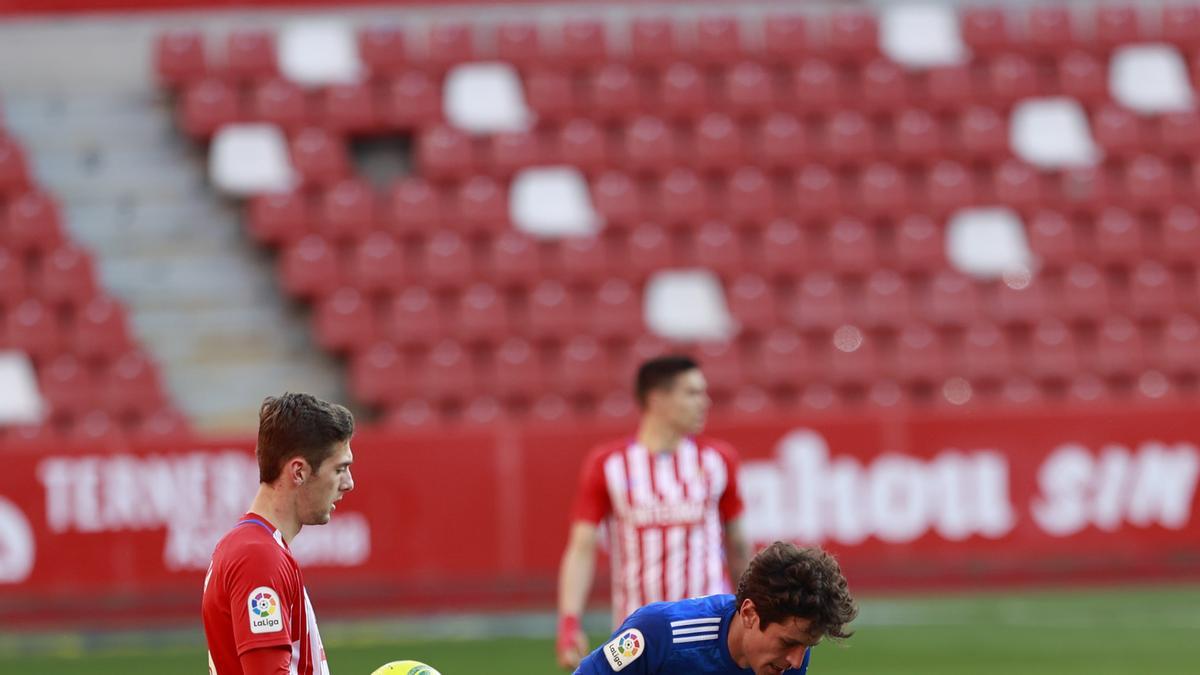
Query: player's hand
[{"left": 556, "top": 614, "right": 588, "bottom": 670}]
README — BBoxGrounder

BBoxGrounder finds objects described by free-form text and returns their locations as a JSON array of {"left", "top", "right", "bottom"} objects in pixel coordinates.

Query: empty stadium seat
[
  {"left": 861, "top": 270, "right": 915, "bottom": 329},
  {"left": 890, "top": 323, "right": 948, "bottom": 384},
  {"left": 250, "top": 79, "right": 308, "bottom": 133},
  {"left": 225, "top": 30, "right": 277, "bottom": 82},
  {"left": 826, "top": 217, "right": 878, "bottom": 275},
  {"left": 722, "top": 62, "right": 776, "bottom": 117},
  {"left": 350, "top": 231, "right": 406, "bottom": 293},
  {"left": 694, "top": 341, "right": 745, "bottom": 396},
  {"left": 759, "top": 219, "right": 811, "bottom": 280},
  {"left": 692, "top": 221, "right": 746, "bottom": 279},
  {"left": 753, "top": 328, "right": 818, "bottom": 389},
  {"left": 417, "top": 125, "right": 476, "bottom": 180},
  {"left": 385, "top": 286, "right": 446, "bottom": 346},
  {"left": 453, "top": 283, "right": 510, "bottom": 343},
  {"left": 551, "top": 234, "right": 611, "bottom": 284},
  {"left": 495, "top": 21, "right": 541, "bottom": 66},
  {"left": 317, "top": 179, "right": 377, "bottom": 240},
  {"left": 154, "top": 30, "right": 206, "bottom": 87},
  {"left": 763, "top": 14, "right": 812, "bottom": 64},
  {"left": 248, "top": 190, "right": 311, "bottom": 246},
  {"left": 893, "top": 215, "right": 944, "bottom": 272},
  {"left": 1158, "top": 314, "right": 1200, "bottom": 375},
  {"left": 1028, "top": 319, "right": 1079, "bottom": 381},
  {"left": 555, "top": 19, "right": 607, "bottom": 67},
  {"left": 454, "top": 175, "right": 508, "bottom": 234},
  {"left": 655, "top": 63, "right": 711, "bottom": 121},
  {"left": 279, "top": 235, "right": 341, "bottom": 299},
  {"left": 591, "top": 279, "right": 641, "bottom": 339},
  {"left": 523, "top": 68, "right": 578, "bottom": 123},
  {"left": 693, "top": 113, "right": 745, "bottom": 171},
  {"left": 557, "top": 335, "right": 612, "bottom": 396},
  {"left": 1090, "top": 316, "right": 1146, "bottom": 377},
  {"left": 424, "top": 22, "right": 476, "bottom": 70},
  {"left": 956, "top": 321, "right": 1013, "bottom": 382},
  {"left": 37, "top": 244, "right": 98, "bottom": 308},
  {"left": 556, "top": 119, "right": 610, "bottom": 175},
  {"left": 750, "top": 113, "right": 811, "bottom": 169},
  {"left": 924, "top": 271, "right": 982, "bottom": 327},
  {"left": 290, "top": 127, "right": 351, "bottom": 187},
  {"left": 420, "top": 340, "right": 476, "bottom": 401},
  {"left": 420, "top": 231, "right": 473, "bottom": 289},
  {"left": 39, "top": 354, "right": 100, "bottom": 419},
  {"left": 726, "top": 274, "right": 779, "bottom": 335},
  {"left": 387, "top": 177, "right": 447, "bottom": 235},
  {"left": 586, "top": 64, "right": 644, "bottom": 122},
  {"left": 724, "top": 167, "right": 777, "bottom": 225},
  {"left": 1055, "top": 262, "right": 1112, "bottom": 322},
  {"left": 103, "top": 351, "right": 164, "bottom": 417},
  {"left": 4, "top": 298, "right": 63, "bottom": 362},
  {"left": 71, "top": 295, "right": 133, "bottom": 361},
  {"left": 487, "top": 130, "right": 547, "bottom": 177},
  {"left": 489, "top": 337, "right": 548, "bottom": 401},
  {"left": 317, "top": 83, "right": 379, "bottom": 135},
  {"left": 892, "top": 109, "right": 946, "bottom": 164},
  {"left": 623, "top": 116, "right": 680, "bottom": 174},
  {"left": 487, "top": 231, "right": 541, "bottom": 289},
  {"left": 381, "top": 72, "right": 441, "bottom": 129},
  {"left": 313, "top": 287, "right": 379, "bottom": 352},
  {"left": 789, "top": 273, "right": 848, "bottom": 331}
]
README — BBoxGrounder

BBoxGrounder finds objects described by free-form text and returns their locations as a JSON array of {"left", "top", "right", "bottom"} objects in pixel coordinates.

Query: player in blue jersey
[{"left": 574, "top": 542, "right": 857, "bottom": 675}]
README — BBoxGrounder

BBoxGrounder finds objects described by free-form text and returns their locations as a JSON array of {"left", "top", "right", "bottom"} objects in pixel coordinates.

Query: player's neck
[
  {"left": 248, "top": 483, "right": 302, "bottom": 544},
  {"left": 726, "top": 612, "right": 748, "bottom": 667},
  {"left": 636, "top": 419, "right": 684, "bottom": 455}
]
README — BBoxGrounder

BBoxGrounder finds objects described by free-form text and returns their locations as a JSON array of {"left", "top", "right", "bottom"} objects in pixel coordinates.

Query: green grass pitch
[{"left": 3, "top": 584, "right": 1197, "bottom": 674}]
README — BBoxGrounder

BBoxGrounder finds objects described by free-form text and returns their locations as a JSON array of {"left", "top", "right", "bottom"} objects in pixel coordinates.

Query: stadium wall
[{"left": 1, "top": 404, "right": 1198, "bottom": 627}]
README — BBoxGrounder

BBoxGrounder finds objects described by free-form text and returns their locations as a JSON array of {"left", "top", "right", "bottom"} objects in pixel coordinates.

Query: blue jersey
[{"left": 574, "top": 594, "right": 811, "bottom": 675}]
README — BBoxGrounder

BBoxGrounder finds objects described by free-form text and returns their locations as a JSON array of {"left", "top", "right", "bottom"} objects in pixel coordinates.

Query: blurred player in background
[
  {"left": 557, "top": 356, "right": 751, "bottom": 670},
  {"left": 202, "top": 393, "right": 356, "bottom": 675},
  {"left": 573, "top": 542, "right": 858, "bottom": 675}
]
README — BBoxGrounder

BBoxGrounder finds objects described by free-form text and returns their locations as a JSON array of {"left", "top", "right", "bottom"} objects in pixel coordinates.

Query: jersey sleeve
[
  {"left": 713, "top": 441, "right": 745, "bottom": 522},
  {"left": 225, "top": 541, "right": 297, "bottom": 655},
  {"left": 570, "top": 447, "right": 613, "bottom": 525},
  {"left": 573, "top": 607, "right": 670, "bottom": 675}
]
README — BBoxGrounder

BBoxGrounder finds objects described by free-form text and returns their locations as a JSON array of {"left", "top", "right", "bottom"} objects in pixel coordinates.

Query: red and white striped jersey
[
  {"left": 202, "top": 513, "right": 330, "bottom": 675},
  {"left": 571, "top": 436, "right": 744, "bottom": 626}
]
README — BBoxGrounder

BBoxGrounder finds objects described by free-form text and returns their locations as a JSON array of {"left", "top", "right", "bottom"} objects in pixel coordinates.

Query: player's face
[
  {"left": 742, "top": 610, "right": 821, "bottom": 675},
  {"left": 300, "top": 441, "right": 354, "bottom": 526},
  {"left": 661, "top": 369, "right": 710, "bottom": 434}
]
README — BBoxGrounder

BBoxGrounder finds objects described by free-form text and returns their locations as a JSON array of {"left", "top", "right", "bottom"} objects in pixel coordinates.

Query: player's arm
[
  {"left": 574, "top": 610, "right": 668, "bottom": 675},
  {"left": 239, "top": 645, "right": 291, "bottom": 675},
  {"left": 722, "top": 516, "right": 751, "bottom": 585},
  {"left": 557, "top": 520, "right": 600, "bottom": 669}
]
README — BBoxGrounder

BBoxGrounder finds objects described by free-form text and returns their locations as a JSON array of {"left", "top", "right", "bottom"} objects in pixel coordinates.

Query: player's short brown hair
[
  {"left": 635, "top": 355, "right": 700, "bottom": 406},
  {"left": 256, "top": 393, "right": 355, "bottom": 484},
  {"left": 735, "top": 542, "right": 858, "bottom": 639}
]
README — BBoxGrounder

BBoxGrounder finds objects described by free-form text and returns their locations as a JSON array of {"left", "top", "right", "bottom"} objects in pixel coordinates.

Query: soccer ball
[{"left": 370, "top": 661, "right": 442, "bottom": 675}]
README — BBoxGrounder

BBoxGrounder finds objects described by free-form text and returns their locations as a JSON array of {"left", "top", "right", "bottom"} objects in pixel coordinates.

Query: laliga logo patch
[
  {"left": 247, "top": 586, "right": 283, "bottom": 634},
  {"left": 604, "top": 628, "right": 644, "bottom": 672}
]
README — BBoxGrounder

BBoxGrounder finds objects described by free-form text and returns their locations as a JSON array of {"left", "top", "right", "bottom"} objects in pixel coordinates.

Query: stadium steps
[{"left": 2, "top": 91, "right": 346, "bottom": 431}]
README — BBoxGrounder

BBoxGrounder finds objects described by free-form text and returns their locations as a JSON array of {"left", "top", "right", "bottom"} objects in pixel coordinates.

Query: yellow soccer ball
[{"left": 370, "top": 661, "right": 442, "bottom": 675}]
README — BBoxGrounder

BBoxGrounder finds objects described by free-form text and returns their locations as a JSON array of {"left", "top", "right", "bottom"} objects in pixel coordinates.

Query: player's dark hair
[
  {"left": 735, "top": 542, "right": 858, "bottom": 639},
  {"left": 257, "top": 392, "right": 355, "bottom": 484},
  {"left": 635, "top": 355, "right": 700, "bottom": 406}
]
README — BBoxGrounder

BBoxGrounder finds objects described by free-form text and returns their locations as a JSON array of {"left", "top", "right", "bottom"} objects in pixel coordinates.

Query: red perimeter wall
[{"left": 1, "top": 404, "right": 1198, "bottom": 628}]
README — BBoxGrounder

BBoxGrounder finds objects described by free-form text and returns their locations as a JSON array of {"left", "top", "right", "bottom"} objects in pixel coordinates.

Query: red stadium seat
[
  {"left": 1055, "top": 262, "right": 1112, "bottom": 322},
  {"left": 957, "top": 106, "right": 1009, "bottom": 161},
  {"left": 824, "top": 111, "right": 878, "bottom": 166},
  {"left": 752, "top": 328, "right": 818, "bottom": 389},
  {"left": 552, "top": 235, "right": 611, "bottom": 284},
  {"left": 1025, "top": 5, "right": 1077, "bottom": 55},
  {"left": 279, "top": 235, "right": 341, "bottom": 299},
  {"left": 154, "top": 30, "right": 206, "bottom": 88},
  {"left": 991, "top": 160, "right": 1046, "bottom": 213},
  {"left": 625, "top": 224, "right": 675, "bottom": 278},
  {"left": 692, "top": 221, "right": 746, "bottom": 278},
  {"left": 724, "top": 167, "right": 778, "bottom": 225},
  {"left": 529, "top": 393, "right": 580, "bottom": 424},
  {"left": 789, "top": 273, "right": 847, "bottom": 331},
  {"left": 555, "top": 19, "right": 607, "bottom": 67},
  {"left": 861, "top": 270, "right": 914, "bottom": 329},
  {"left": 557, "top": 119, "right": 610, "bottom": 175},
  {"left": 623, "top": 116, "right": 680, "bottom": 174},
  {"left": 250, "top": 79, "right": 308, "bottom": 132},
  {"left": 317, "top": 179, "right": 377, "bottom": 241},
  {"left": 527, "top": 280, "right": 582, "bottom": 340},
  {"left": 586, "top": 64, "right": 644, "bottom": 122},
  {"left": 420, "top": 340, "right": 476, "bottom": 402},
  {"left": 38, "top": 244, "right": 98, "bottom": 308},
  {"left": 1094, "top": 5, "right": 1143, "bottom": 49},
  {"left": 313, "top": 287, "right": 379, "bottom": 353},
  {"left": 1026, "top": 210, "right": 1078, "bottom": 270},
  {"left": 1066, "top": 373, "right": 1113, "bottom": 406},
  {"left": 1056, "top": 165, "right": 1117, "bottom": 214},
  {"left": 924, "top": 271, "right": 982, "bottom": 327},
  {"left": 655, "top": 62, "right": 711, "bottom": 121},
  {"left": 1028, "top": 318, "right": 1079, "bottom": 381},
  {"left": 487, "top": 231, "right": 541, "bottom": 289},
  {"left": 727, "top": 274, "right": 780, "bottom": 335},
  {"left": 495, "top": 22, "right": 541, "bottom": 67},
  {"left": 179, "top": 79, "right": 239, "bottom": 138},
  {"left": 417, "top": 125, "right": 475, "bottom": 180},
  {"left": 956, "top": 321, "right": 1013, "bottom": 382},
  {"left": 763, "top": 14, "right": 811, "bottom": 64},
  {"left": 486, "top": 130, "right": 546, "bottom": 177},
  {"left": 892, "top": 109, "right": 946, "bottom": 165},
  {"left": 424, "top": 22, "right": 475, "bottom": 71},
  {"left": 0, "top": 135, "right": 30, "bottom": 196},
  {"left": 1122, "top": 155, "right": 1177, "bottom": 209},
  {"left": 317, "top": 83, "right": 379, "bottom": 135},
  {"left": 826, "top": 326, "right": 880, "bottom": 387},
  {"left": 826, "top": 217, "right": 878, "bottom": 275},
  {"left": 358, "top": 26, "right": 407, "bottom": 76},
  {"left": 1127, "top": 260, "right": 1180, "bottom": 319},
  {"left": 760, "top": 219, "right": 811, "bottom": 280},
  {"left": 380, "top": 72, "right": 441, "bottom": 130},
  {"left": 792, "top": 164, "right": 845, "bottom": 221},
  {"left": 1155, "top": 112, "right": 1200, "bottom": 158},
  {"left": 558, "top": 335, "right": 611, "bottom": 396},
  {"left": 629, "top": 17, "right": 678, "bottom": 66},
  {"left": 655, "top": 169, "right": 710, "bottom": 226},
  {"left": 1090, "top": 316, "right": 1146, "bottom": 377},
  {"left": 350, "top": 231, "right": 405, "bottom": 294},
  {"left": 985, "top": 54, "right": 1040, "bottom": 104},
  {"left": 890, "top": 323, "right": 947, "bottom": 384},
  {"left": 39, "top": 354, "right": 99, "bottom": 419},
  {"left": 826, "top": 10, "right": 879, "bottom": 62},
  {"left": 693, "top": 341, "right": 744, "bottom": 396},
  {"left": 590, "top": 171, "right": 645, "bottom": 229},
  {"left": 248, "top": 190, "right": 311, "bottom": 246},
  {"left": 290, "top": 127, "right": 351, "bottom": 188},
  {"left": 859, "top": 59, "right": 909, "bottom": 113},
  {"left": 894, "top": 215, "right": 944, "bottom": 272},
  {"left": 857, "top": 163, "right": 912, "bottom": 218},
  {"left": 5, "top": 298, "right": 62, "bottom": 361},
  {"left": 489, "top": 337, "right": 548, "bottom": 401},
  {"left": 923, "top": 64, "right": 977, "bottom": 113},
  {"left": 386, "top": 177, "right": 446, "bottom": 235},
  {"left": 454, "top": 176, "right": 508, "bottom": 234},
  {"left": 69, "top": 410, "right": 126, "bottom": 444},
  {"left": 420, "top": 231, "right": 473, "bottom": 289},
  {"left": 1057, "top": 52, "right": 1108, "bottom": 106},
  {"left": 224, "top": 30, "right": 276, "bottom": 82},
  {"left": 133, "top": 408, "right": 190, "bottom": 440},
  {"left": 385, "top": 286, "right": 445, "bottom": 346},
  {"left": 1158, "top": 314, "right": 1200, "bottom": 375},
  {"left": 453, "top": 283, "right": 510, "bottom": 344},
  {"left": 382, "top": 400, "right": 441, "bottom": 432},
  {"left": 786, "top": 60, "right": 846, "bottom": 115},
  {"left": 722, "top": 62, "right": 776, "bottom": 117},
  {"left": 990, "top": 276, "right": 1051, "bottom": 326},
  {"left": 0, "top": 247, "right": 27, "bottom": 307},
  {"left": 693, "top": 16, "right": 744, "bottom": 65},
  {"left": 693, "top": 113, "right": 745, "bottom": 171},
  {"left": 591, "top": 279, "right": 642, "bottom": 339},
  {"left": 924, "top": 161, "right": 979, "bottom": 216},
  {"left": 960, "top": 6, "right": 1012, "bottom": 55},
  {"left": 750, "top": 113, "right": 811, "bottom": 170},
  {"left": 1161, "top": 206, "right": 1200, "bottom": 263},
  {"left": 1093, "top": 208, "right": 1144, "bottom": 265},
  {"left": 70, "top": 295, "right": 132, "bottom": 361},
  {"left": 1091, "top": 105, "right": 1147, "bottom": 158},
  {"left": 523, "top": 68, "right": 578, "bottom": 123},
  {"left": 103, "top": 351, "right": 164, "bottom": 416},
  {"left": 1161, "top": 4, "right": 1200, "bottom": 47}
]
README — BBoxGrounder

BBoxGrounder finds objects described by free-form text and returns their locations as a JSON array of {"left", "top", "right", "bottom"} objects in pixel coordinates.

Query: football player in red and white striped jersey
[{"left": 556, "top": 356, "right": 751, "bottom": 671}]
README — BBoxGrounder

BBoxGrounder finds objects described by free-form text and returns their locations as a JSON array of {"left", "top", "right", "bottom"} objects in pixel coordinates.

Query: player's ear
[
  {"left": 288, "top": 457, "right": 308, "bottom": 486},
  {"left": 740, "top": 598, "right": 759, "bottom": 628}
]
